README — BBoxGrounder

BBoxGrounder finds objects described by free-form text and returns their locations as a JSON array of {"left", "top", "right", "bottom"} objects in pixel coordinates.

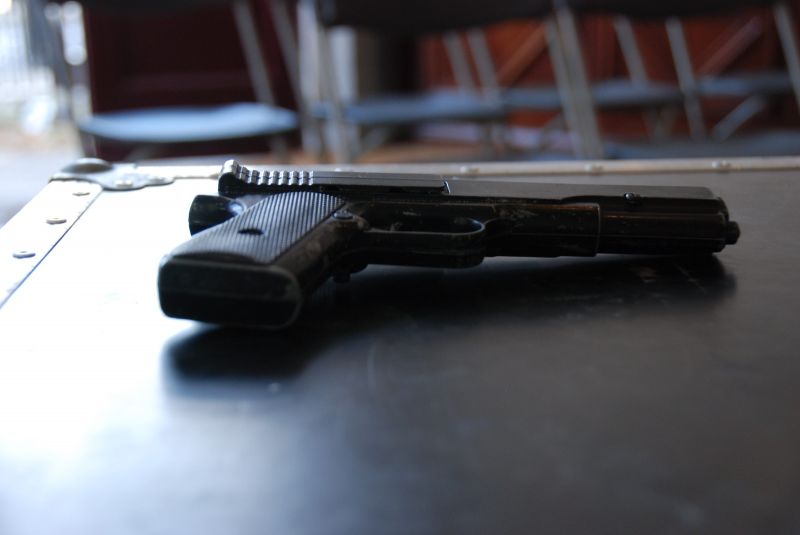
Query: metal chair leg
[
  {"left": 466, "top": 29, "right": 508, "bottom": 154},
  {"left": 774, "top": 1, "right": 800, "bottom": 114},
  {"left": 665, "top": 17, "right": 707, "bottom": 140},
  {"left": 231, "top": 0, "right": 289, "bottom": 161},
  {"left": 613, "top": 16, "right": 669, "bottom": 141},
  {"left": 443, "top": 32, "right": 496, "bottom": 156},
  {"left": 545, "top": 19, "right": 584, "bottom": 156},
  {"left": 443, "top": 32, "right": 477, "bottom": 91},
  {"left": 79, "top": 131, "right": 98, "bottom": 158},
  {"left": 269, "top": 0, "right": 326, "bottom": 160},
  {"left": 552, "top": 8, "right": 605, "bottom": 159},
  {"left": 711, "top": 94, "right": 767, "bottom": 140},
  {"left": 317, "top": 26, "right": 354, "bottom": 163}
]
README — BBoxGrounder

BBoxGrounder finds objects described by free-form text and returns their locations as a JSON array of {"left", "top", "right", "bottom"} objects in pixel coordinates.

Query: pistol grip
[{"left": 158, "top": 191, "right": 349, "bottom": 328}]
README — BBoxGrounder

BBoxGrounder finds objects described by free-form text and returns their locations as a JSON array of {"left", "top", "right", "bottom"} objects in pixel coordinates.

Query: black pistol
[{"left": 158, "top": 160, "right": 740, "bottom": 328}]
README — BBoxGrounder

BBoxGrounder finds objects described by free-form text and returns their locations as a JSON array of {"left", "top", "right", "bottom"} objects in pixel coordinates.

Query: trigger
[{"left": 188, "top": 195, "right": 244, "bottom": 235}]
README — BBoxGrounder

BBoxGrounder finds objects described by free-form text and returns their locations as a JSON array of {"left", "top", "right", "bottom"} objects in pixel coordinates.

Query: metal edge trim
[{"left": 0, "top": 180, "right": 103, "bottom": 309}]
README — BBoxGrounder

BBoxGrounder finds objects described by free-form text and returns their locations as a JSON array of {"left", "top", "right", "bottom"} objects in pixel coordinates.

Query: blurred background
[
  {"left": 1, "top": 0, "right": 84, "bottom": 225},
  {"left": 3, "top": 0, "right": 800, "bottom": 226}
]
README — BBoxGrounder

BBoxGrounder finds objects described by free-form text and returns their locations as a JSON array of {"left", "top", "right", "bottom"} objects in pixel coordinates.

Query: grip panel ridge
[{"left": 171, "top": 191, "right": 344, "bottom": 264}]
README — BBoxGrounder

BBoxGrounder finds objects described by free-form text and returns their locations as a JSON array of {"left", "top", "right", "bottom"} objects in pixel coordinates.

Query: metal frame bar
[
  {"left": 665, "top": 17, "right": 707, "bottom": 140},
  {"left": 613, "top": 17, "right": 648, "bottom": 84},
  {"left": 466, "top": 29, "right": 507, "bottom": 155},
  {"left": 711, "top": 94, "right": 768, "bottom": 140},
  {"left": 613, "top": 16, "right": 669, "bottom": 140},
  {"left": 442, "top": 32, "right": 496, "bottom": 156},
  {"left": 443, "top": 32, "right": 477, "bottom": 91},
  {"left": 545, "top": 19, "right": 586, "bottom": 157},
  {"left": 466, "top": 29, "right": 500, "bottom": 93}
]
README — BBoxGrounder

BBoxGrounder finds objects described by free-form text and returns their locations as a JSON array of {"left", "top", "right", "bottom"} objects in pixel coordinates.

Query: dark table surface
[{"left": 1, "top": 161, "right": 799, "bottom": 534}]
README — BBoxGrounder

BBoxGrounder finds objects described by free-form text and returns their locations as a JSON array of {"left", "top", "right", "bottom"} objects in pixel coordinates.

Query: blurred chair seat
[
  {"left": 559, "top": 0, "right": 800, "bottom": 143},
  {"left": 58, "top": 0, "right": 302, "bottom": 161},
  {"left": 696, "top": 70, "right": 793, "bottom": 98},
  {"left": 504, "top": 79, "right": 684, "bottom": 111},
  {"left": 314, "top": 0, "right": 551, "bottom": 162},
  {"left": 590, "top": 79, "right": 686, "bottom": 109},
  {"left": 79, "top": 103, "right": 298, "bottom": 145},
  {"left": 664, "top": 2, "right": 800, "bottom": 140},
  {"left": 502, "top": 86, "right": 562, "bottom": 111},
  {"left": 311, "top": 89, "right": 507, "bottom": 127}
]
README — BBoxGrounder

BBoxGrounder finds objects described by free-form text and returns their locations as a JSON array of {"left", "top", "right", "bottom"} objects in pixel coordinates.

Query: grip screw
[{"left": 623, "top": 192, "right": 641, "bottom": 206}]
